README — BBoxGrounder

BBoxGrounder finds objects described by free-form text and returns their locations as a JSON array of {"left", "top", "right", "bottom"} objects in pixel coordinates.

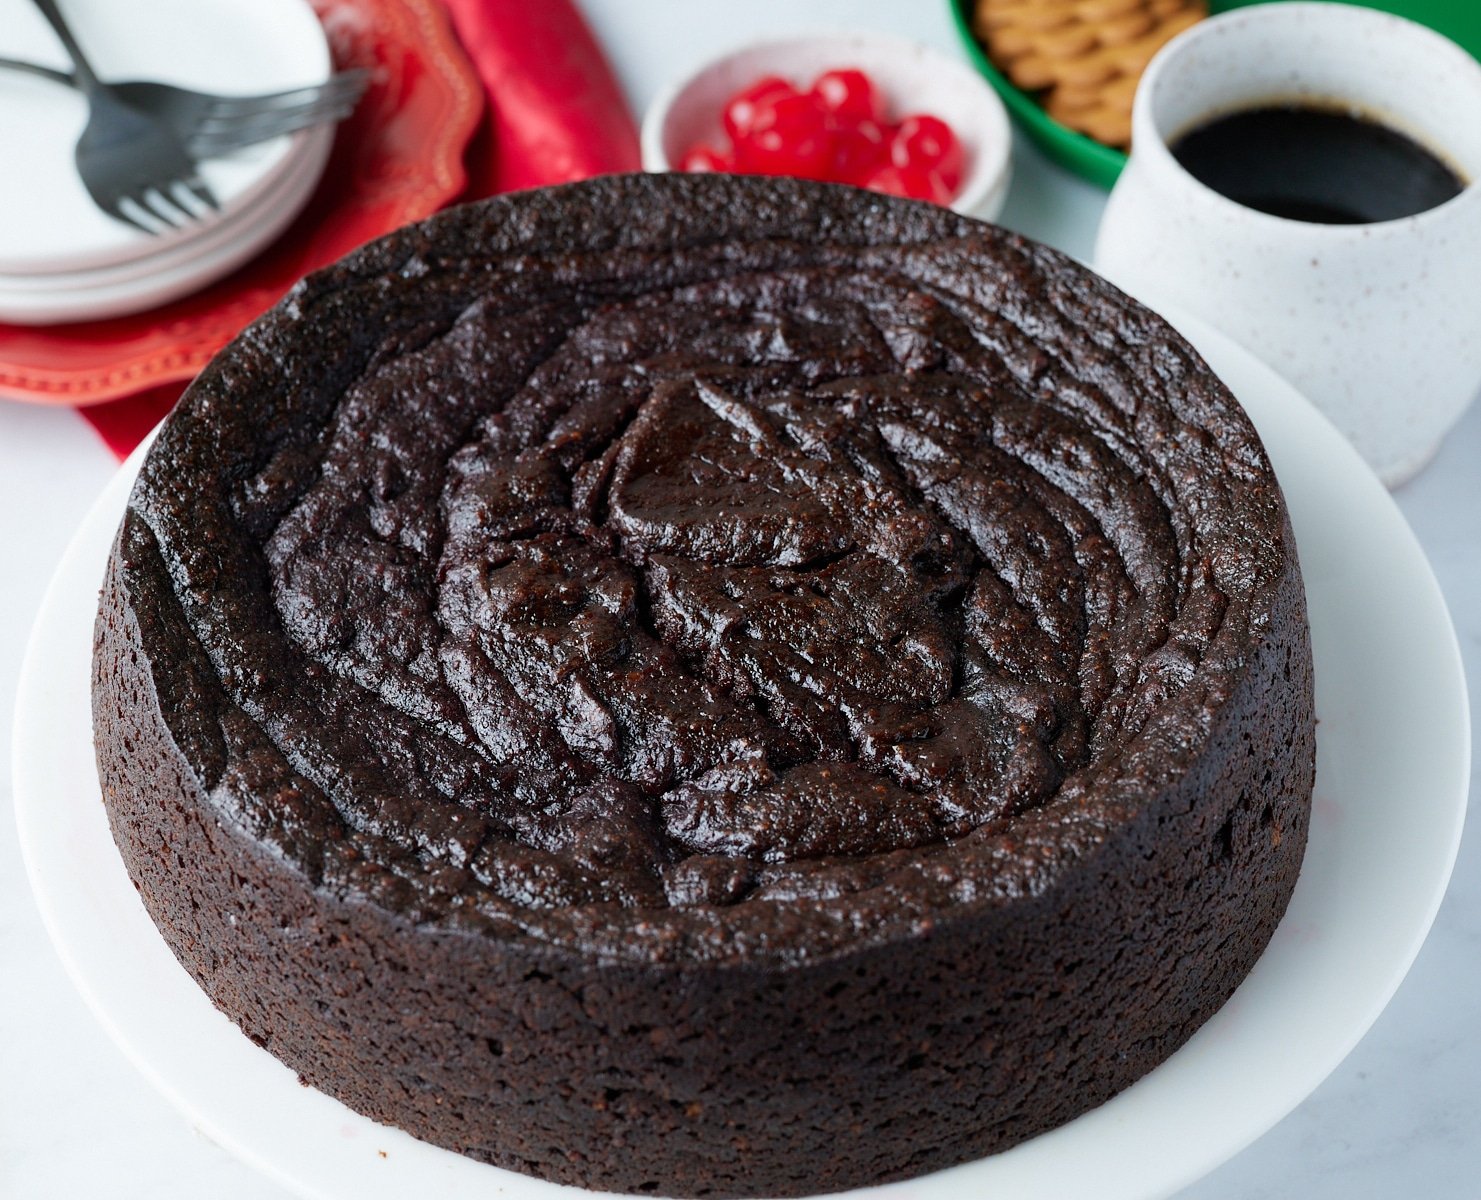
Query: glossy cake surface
[{"left": 94, "top": 174, "right": 1314, "bottom": 1196}]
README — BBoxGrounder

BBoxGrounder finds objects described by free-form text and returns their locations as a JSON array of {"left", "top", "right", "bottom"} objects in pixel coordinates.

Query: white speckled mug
[{"left": 1094, "top": 2, "right": 1481, "bottom": 486}]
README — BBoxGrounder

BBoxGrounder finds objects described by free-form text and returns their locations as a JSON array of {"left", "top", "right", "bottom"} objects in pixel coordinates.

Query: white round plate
[
  {"left": 0, "top": 122, "right": 331, "bottom": 324},
  {"left": 0, "top": 0, "right": 329, "bottom": 276},
  {"left": 13, "top": 308, "right": 1469, "bottom": 1200}
]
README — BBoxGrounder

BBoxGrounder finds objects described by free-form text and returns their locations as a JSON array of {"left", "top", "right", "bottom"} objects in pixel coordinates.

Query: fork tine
[
  {"left": 169, "top": 180, "right": 208, "bottom": 219},
  {"left": 100, "top": 194, "right": 155, "bottom": 235},
  {"left": 326, "top": 68, "right": 371, "bottom": 98},
  {"left": 188, "top": 101, "right": 357, "bottom": 156},
  {"left": 184, "top": 172, "right": 221, "bottom": 212},
  {"left": 212, "top": 71, "right": 367, "bottom": 111},
  {"left": 202, "top": 89, "right": 328, "bottom": 120},
  {"left": 196, "top": 88, "right": 362, "bottom": 133},
  {"left": 139, "top": 187, "right": 187, "bottom": 229},
  {"left": 201, "top": 70, "right": 369, "bottom": 119}
]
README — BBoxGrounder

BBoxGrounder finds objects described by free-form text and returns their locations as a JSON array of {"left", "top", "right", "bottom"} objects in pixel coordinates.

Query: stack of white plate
[{"left": 0, "top": 0, "right": 334, "bottom": 324}]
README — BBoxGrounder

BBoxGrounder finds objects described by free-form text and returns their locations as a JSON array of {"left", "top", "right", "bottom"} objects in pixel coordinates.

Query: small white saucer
[{"left": 0, "top": 0, "right": 330, "bottom": 279}]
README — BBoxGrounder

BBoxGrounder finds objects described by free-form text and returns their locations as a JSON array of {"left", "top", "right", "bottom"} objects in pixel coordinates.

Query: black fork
[
  {"left": 0, "top": 57, "right": 369, "bottom": 159},
  {"left": 31, "top": 0, "right": 218, "bottom": 233}
]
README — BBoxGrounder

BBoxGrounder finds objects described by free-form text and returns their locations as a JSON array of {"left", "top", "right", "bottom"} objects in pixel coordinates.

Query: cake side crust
[{"left": 94, "top": 506, "right": 1312, "bottom": 1197}]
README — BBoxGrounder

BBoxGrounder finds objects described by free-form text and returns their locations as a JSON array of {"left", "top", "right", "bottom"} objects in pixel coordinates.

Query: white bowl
[{"left": 641, "top": 32, "right": 1012, "bottom": 222}]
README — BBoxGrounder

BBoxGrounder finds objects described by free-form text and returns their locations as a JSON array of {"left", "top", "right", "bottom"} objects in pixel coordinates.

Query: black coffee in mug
[{"left": 1170, "top": 104, "right": 1465, "bottom": 224}]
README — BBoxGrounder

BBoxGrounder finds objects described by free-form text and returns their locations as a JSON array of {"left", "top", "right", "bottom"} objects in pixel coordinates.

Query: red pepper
[{"left": 442, "top": 0, "right": 641, "bottom": 196}]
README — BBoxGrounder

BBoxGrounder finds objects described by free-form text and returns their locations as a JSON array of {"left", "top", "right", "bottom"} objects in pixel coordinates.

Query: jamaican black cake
[{"left": 92, "top": 173, "right": 1314, "bottom": 1197}]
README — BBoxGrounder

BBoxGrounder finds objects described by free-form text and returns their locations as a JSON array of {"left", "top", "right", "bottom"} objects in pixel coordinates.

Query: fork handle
[
  {"left": 0, "top": 56, "right": 74, "bottom": 88},
  {"left": 29, "top": 0, "right": 102, "bottom": 93}
]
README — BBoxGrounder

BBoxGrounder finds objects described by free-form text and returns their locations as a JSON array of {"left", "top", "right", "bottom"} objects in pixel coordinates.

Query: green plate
[{"left": 948, "top": 0, "right": 1481, "bottom": 189}]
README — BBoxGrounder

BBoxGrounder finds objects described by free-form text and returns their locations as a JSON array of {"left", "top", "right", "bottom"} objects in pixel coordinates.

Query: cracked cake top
[{"left": 119, "top": 173, "right": 1285, "bottom": 964}]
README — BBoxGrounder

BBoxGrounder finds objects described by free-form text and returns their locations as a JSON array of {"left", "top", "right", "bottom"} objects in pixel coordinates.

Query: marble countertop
[{"left": 2, "top": 1, "right": 1476, "bottom": 1196}]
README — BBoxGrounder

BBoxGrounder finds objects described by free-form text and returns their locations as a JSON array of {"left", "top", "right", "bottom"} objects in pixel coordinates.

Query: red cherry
[
  {"left": 735, "top": 92, "right": 834, "bottom": 179},
  {"left": 681, "top": 144, "right": 732, "bottom": 173},
  {"left": 722, "top": 75, "right": 795, "bottom": 143},
  {"left": 829, "top": 117, "right": 888, "bottom": 185},
  {"left": 889, "top": 115, "right": 965, "bottom": 193},
  {"left": 810, "top": 68, "right": 885, "bottom": 123},
  {"left": 905, "top": 166, "right": 956, "bottom": 205},
  {"left": 861, "top": 162, "right": 955, "bottom": 205},
  {"left": 860, "top": 163, "right": 910, "bottom": 199}
]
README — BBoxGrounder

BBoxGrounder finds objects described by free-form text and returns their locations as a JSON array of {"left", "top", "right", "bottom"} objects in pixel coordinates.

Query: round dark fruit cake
[{"left": 93, "top": 174, "right": 1314, "bottom": 1198}]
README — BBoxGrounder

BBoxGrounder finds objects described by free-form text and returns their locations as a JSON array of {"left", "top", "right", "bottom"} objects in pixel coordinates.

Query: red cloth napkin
[{"left": 81, "top": 0, "right": 639, "bottom": 460}]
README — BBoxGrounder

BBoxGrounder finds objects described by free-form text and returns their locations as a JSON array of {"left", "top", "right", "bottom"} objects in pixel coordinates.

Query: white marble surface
[{"left": 2, "top": 1, "right": 1476, "bottom": 1196}]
